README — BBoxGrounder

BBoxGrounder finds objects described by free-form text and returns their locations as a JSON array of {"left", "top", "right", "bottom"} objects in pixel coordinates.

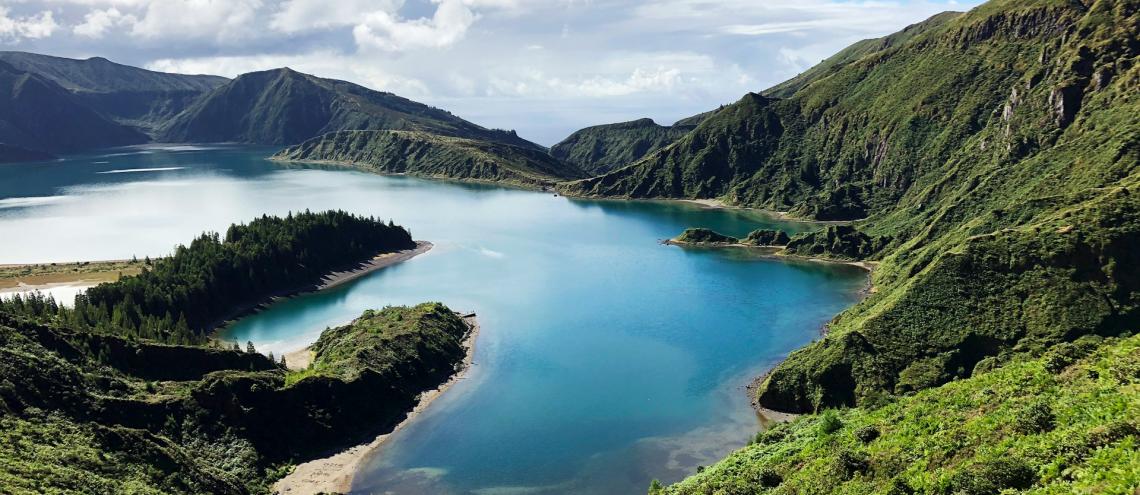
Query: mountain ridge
[{"left": 159, "top": 67, "right": 544, "bottom": 150}]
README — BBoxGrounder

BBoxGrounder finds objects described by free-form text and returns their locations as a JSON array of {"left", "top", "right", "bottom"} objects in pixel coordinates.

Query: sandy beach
[
  {"left": 273, "top": 314, "right": 481, "bottom": 495},
  {"left": 313, "top": 241, "right": 434, "bottom": 292}
]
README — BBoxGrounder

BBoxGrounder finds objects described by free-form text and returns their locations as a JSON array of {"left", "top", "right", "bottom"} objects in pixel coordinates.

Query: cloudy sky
[{"left": 0, "top": 0, "right": 981, "bottom": 145}]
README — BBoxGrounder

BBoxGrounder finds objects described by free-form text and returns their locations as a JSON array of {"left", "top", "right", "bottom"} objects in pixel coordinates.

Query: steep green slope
[
  {"left": 0, "top": 52, "right": 226, "bottom": 135},
  {"left": 160, "top": 68, "right": 541, "bottom": 149},
  {"left": 273, "top": 129, "right": 585, "bottom": 187},
  {"left": 567, "top": 0, "right": 1140, "bottom": 413},
  {"left": 659, "top": 334, "right": 1140, "bottom": 494},
  {"left": 550, "top": 118, "right": 694, "bottom": 175},
  {"left": 0, "top": 299, "right": 470, "bottom": 494},
  {"left": 764, "top": 12, "right": 963, "bottom": 98},
  {"left": 0, "top": 61, "right": 146, "bottom": 154}
]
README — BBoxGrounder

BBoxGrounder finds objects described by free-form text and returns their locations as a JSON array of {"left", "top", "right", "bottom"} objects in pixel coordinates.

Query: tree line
[{"left": 0, "top": 210, "right": 415, "bottom": 344}]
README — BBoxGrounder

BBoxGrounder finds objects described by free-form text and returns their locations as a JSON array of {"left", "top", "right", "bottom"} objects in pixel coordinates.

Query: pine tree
[{"left": 246, "top": 341, "right": 256, "bottom": 354}]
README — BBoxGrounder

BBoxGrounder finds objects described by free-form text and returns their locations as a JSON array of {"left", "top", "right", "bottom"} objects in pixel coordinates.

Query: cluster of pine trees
[{"left": 0, "top": 210, "right": 415, "bottom": 344}]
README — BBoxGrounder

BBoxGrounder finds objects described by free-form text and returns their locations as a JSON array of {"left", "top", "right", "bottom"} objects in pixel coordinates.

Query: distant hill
[
  {"left": 0, "top": 60, "right": 147, "bottom": 154},
  {"left": 160, "top": 68, "right": 544, "bottom": 150},
  {"left": 0, "top": 51, "right": 227, "bottom": 135},
  {"left": 0, "top": 143, "right": 54, "bottom": 163},
  {"left": 550, "top": 118, "right": 695, "bottom": 175},
  {"left": 274, "top": 130, "right": 585, "bottom": 187}
]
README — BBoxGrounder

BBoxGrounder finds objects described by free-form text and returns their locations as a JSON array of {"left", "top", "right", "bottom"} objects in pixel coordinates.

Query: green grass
[
  {"left": 660, "top": 334, "right": 1140, "bottom": 494},
  {"left": 304, "top": 302, "right": 470, "bottom": 383}
]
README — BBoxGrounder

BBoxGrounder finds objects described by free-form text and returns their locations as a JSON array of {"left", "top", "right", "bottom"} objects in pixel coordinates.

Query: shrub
[
  {"left": 757, "top": 467, "right": 782, "bottom": 487},
  {"left": 886, "top": 478, "right": 915, "bottom": 495},
  {"left": 835, "top": 449, "right": 870, "bottom": 479},
  {"left": 818, "top": 410, "right": 843, "bottom": 435},
  {"left": 947, "top": 458, "right": 1037, "bottom": 495},
  {"left": 1013, "top": 400, "right": 1056, "bottom": 434},
  {"left": 855, "top": 425, "right": 881, "bottom": 443}
]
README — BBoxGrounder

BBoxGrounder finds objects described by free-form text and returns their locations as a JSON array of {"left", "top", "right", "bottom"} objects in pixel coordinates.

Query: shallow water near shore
[{"left": 0, "top": 145, "right": 867, "bottom": 494}]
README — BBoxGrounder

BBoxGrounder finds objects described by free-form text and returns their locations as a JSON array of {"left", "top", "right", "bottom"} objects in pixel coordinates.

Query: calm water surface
[{"left": 0, "top": 145, "right": 867, "bottom": 494}]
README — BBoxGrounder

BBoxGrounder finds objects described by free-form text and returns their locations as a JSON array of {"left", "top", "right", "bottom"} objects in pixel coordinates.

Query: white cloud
[
  {"left": 270, "top": 0, "right": 400, "bottom": 33},
  {"left": 146, "top": 50, "right": 432, "bottom": 97},
  {"left": 73, "top": 8, "right": 137, "bottom": 38},
  {"left": 0, "top": 7, "right": 58, "bottom": 41},
  {"left": 353, "top": 0, "right": 477, "bottom": 52},
  {"left": 129, "top": 0, "right": 264, "bottom": 41}
]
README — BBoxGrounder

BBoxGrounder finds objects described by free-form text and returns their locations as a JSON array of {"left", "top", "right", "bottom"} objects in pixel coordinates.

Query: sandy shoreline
[{"left": 273, "top": 314, "right": 481, "bottom": 495}]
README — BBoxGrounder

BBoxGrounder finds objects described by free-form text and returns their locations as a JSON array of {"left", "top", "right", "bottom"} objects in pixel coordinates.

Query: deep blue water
[{"left": 0, "top": 145, "right": 866, "bottom": 494}]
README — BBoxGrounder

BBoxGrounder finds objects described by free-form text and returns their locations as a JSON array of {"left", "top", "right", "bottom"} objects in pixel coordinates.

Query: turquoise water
[{"left": 0, "top": 145, "right": 867, "bottom": 494}]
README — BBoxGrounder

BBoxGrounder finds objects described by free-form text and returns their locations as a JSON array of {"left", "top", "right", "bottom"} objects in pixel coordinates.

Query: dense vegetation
[
  {"left": 649, "top": 0, "right": 1140, "bottom": 491},
  {"left": 290, "top": 303, "right": 471, "bottom": 385},
  {"left": 566, "top": 0, "right": 1140, "bottom": 415},
  {"left": 160, "top": 67, "right": 541, "bottom": 150},
  {"left": 274, "top": 129, "right": 586, "bottom": 187},
  {"left": 658, "top": 333, "right": 1140, "bottom": 494},
  {"left": 0, "top": 302, "right": 471, "bottom": 495},
  {"left": 673, "top": 228, "right": 793, "bottom": 247},
  {"left": 550, "top": 118, "right": 697, "bottom": 175},
  {"left": 0, "top": 210, "right": 414, "bottom": 343}
]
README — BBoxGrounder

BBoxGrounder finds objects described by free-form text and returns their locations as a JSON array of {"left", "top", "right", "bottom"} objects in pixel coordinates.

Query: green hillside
[
  {"left": 763, "top": 12, "right": 964, "bottom": 99},
  {"left": 160, "top": 68, "right": 542, "bottom": 149},
  {"left": 0, "top": 51, "right": 226, "bottom": 135},
  {"left": 658, "top": 333, "right": 1140, "bottom": 494},
  {"left": 0, "top": 215, "right": 469, "bottom": 494},
  {"left": 0, "top": 60, "right": 147, "bottom": 154},
  {"left": 273, "top": 129, "right": 586, "bottom": 187},
  {"left": 550, "top": 118, "right": 695, "bottom": 175},
  {"left": 563, "top": 0, "right": 1139, "bottom": 415},
  {"left": 0, "top": 304, "right": 470, "bottom": 495}
]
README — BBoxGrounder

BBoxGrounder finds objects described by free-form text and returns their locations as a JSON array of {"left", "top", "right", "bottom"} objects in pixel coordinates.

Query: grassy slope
[
  {"left": 661, "top": 334, "right": 1140, "bottom": 495},
  {"left": 274, "top": 129, "right": 586, "bottom": 187},
  {"left": 287, "top": 303, "right": 470, "bottom": 385},
  {"left": 550, "top": 118, "right": 693, "bottom": 175},
  {"left": 763, "top": 12, "right": 963, "bottom": 99},
  {"left": 566, "top": 0, "right": 1140, "bottom": 414},
  {"left": 0, "top": 303, "right": 468, "bottom": 494}
]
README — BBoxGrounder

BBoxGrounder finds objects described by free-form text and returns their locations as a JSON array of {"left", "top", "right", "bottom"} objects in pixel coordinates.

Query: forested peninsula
[{"left": 0, "top": 213, "right": 473, "bottom": 494}]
